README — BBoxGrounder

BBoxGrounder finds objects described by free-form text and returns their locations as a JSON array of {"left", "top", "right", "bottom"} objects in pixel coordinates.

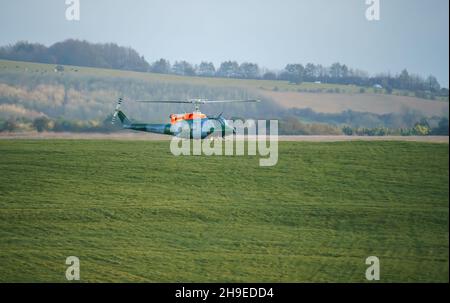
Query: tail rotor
[{"left": 112, "top": 97, "right": 123, "bottom": 124}]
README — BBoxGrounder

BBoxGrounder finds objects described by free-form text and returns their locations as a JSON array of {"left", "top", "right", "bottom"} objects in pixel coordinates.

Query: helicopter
[{"left": 111, "top": 97, "right": 260, "bottom": 139}]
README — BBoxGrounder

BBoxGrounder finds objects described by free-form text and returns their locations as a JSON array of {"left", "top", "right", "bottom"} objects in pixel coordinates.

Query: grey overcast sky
[{"left": 0, "top": 0, "right": 448, "bottom": 86}]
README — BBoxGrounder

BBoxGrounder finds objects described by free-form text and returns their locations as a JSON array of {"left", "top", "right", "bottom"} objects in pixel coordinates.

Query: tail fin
[
  {"left": 112, "top": 98, "right": 131, "bottom": 126},
  {"left": 117, "top": 110, "right": 131, "bottom": 126}
]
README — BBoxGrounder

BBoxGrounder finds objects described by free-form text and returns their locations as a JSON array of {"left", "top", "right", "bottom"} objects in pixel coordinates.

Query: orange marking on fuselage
[{"left": 170, "top": 112, "right": 207, "bottom": 124}]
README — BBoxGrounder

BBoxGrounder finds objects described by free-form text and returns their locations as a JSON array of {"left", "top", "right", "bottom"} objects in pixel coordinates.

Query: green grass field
[
  {"left": 2, "top": 58, "right": 443, "bottom": 98},
  {"left": 0, "top": 59, "right": 368, "bottom": 93},
  {"left": 0, "top": 140, "right": 448, "bottom": 282}
]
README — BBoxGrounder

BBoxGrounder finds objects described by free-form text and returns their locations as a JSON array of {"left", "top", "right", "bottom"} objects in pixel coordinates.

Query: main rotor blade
[
  {"left": 201, "top": 99, "right": 260, "bottom": 104},
  {"left": 136, "top": 100, "right": 193, "bottom": 103},
  {"left": 135, "top": 99, "right": 260, "bottom": 104}
]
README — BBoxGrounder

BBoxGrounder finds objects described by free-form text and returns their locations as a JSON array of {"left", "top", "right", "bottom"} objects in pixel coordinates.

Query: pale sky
[{"left": 0, "top": 0, "right": 448, "bottom": 86}]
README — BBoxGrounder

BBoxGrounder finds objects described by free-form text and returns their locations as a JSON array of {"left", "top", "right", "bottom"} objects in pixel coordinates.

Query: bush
[
  {"left": 33, "top": 116, "right": 53, "bottom": 132},
  {"left": 431, "top": 118, "right": 449, "bottom": 135},
  {"left": 279, "top": 117, "right": 342, "bottom": 135},
  {"left": 413, "top": 123, "right": 431, "bottom": 136},
  {"left": 342, "top": 126, "right": 353, "bottom": 135},
  {"left": 1, "top": 118, "right": 17, "bottom": 132}
]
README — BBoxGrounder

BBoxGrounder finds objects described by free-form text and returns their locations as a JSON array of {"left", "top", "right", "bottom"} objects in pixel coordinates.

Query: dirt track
[{"left": 0, "top": 132, "right": 448, "bottom": 143}]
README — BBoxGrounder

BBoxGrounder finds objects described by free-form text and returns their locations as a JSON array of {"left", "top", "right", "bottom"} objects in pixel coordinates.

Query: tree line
[
  {"left": 0, "top": 40, "right": 150, "bottom": 72},
  {"left": 145, "top": 59, "right": 448, "bottom": 97},
  {"left": 0, "top": 40, "right": 448, "bottom": 97}
]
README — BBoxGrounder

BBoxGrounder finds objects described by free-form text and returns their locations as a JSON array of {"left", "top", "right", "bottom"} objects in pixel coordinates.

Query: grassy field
[
  {"left": 0, "top": 139, "right": 448, "bottom": 282},
  {"left": 2, "top": 58, "right": 448, "bottom": 97},
  {"left": 0, "top": 59, "right": 377, "bottom": 93}
]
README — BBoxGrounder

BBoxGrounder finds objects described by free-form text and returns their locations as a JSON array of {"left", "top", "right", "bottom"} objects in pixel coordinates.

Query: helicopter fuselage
[{"left": 121, "top": 112, "right": 235, "bottom": 139}]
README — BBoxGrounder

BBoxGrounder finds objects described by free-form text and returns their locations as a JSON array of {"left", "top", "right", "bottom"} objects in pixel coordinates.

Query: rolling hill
[{"left": 0, "top": 59, "right": 448, "bottom": 136}]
